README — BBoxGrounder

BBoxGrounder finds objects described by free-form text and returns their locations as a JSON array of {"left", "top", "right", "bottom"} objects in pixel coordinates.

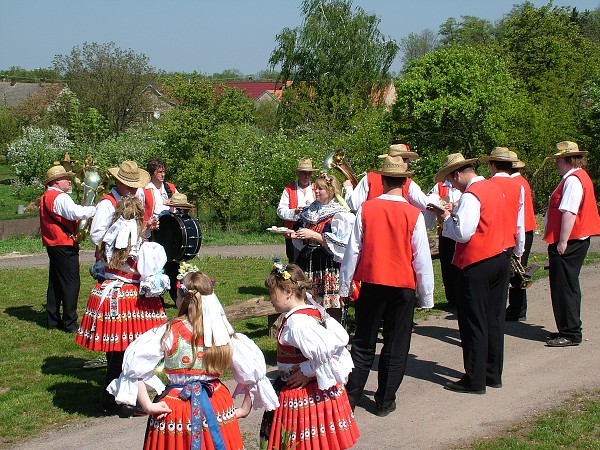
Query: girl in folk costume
[
  {"left": 108, "top": 269, "right": 279, "bottom": 450},
  {"left": 76, "top": 196, "right": 169, "bottom": 412},
  {"left": 290, "top": 172, "right": 355, "bottom": 313},
  {"left": 262, "top": 262, "right": 359, "bottom": 450}
]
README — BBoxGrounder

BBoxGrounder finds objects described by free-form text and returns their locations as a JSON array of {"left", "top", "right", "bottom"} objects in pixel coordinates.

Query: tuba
[
  {"left": 323, "top": 150, "right": 360, "bottom": 187},
  {"left": 74, "top": 157, "right": 106, "bottom": 243},
  {"left": 510, "top": 255, "right": 541, "bottom": 289}
]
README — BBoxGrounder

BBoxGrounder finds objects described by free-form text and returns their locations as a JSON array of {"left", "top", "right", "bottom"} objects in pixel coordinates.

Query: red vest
[
  {"left": 437, "top": 182, "right": 449, "bottom": 199},
  {"left": 489, "top": 176, "right": 521, "bottom": 249},
  {"left": 39, "top": 189, "right": 77, "bottom": 247},
  {"left": 453, "top": 179, "right": 505, "bottom": 269},
  {"left": 283, "top": 182, "right": 315, "bottom": 230},
  {"left": 366, "top": 172, "right": 411, "bottom": 201},
  {"left": 163, "top": 320, "right": 219, "bottom": 378},
  {"left": 543, "top": 169, "right": 600, "bottom": 244},
  {"left": 276, "top": 307, "right": 322, "bottom": 365},
  {"left": 513, "top": 174, "right": 537, "bottom": 232},
  {"left": 353, "top": 198, "right": 420, "bottom": 289},
  {"left": 99, "top": 192, "right": 118, "bottom": 208},
  {"left": 143, "top": 182, "right": 176, "bottom": 222}
]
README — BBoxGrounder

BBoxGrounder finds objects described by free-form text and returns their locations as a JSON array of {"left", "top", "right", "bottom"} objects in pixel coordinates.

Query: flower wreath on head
[
  {"left": 273, "top": 259, "right": 291, "bottom": 280},
  {"left": 176, "top": 262, "right": 199, "bottom": 293}
]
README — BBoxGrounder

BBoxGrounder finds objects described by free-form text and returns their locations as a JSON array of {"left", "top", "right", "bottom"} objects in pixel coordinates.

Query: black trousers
[
  {"left": 548, "top": 238, "right": 589, "bottom": 343},
  {"left": 46, "top": 245, "right": 80, "bottom": 331},
  {"left": 506, "top": 230, "right": 534, "bottom": 319},
  {"left": 101, "top": 351, "right": 125, "bottom": 407},
  {"left": 346, "top": 283, "right": 415, "bottom": 410},
  {"left": 455, "top": 253, "right": 509, "bottom": 391},
  {"left": 164, "top": 260, "right": 180, "bottom": 302},
  {"left": 438, "top": 234, "right": 459, "bottom": 306}
]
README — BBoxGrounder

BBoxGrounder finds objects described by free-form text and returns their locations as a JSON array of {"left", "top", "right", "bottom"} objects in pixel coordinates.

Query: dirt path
[{"left": 8, "top": 238, "right": 600, "bottom": 449}]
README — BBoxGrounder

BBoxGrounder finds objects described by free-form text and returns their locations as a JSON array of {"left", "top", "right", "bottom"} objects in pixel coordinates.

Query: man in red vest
[
  {"left": 40, "top": 165, "right": 96, "bottom": 331},
  {"left": 340, "top": 155, "right": 434, "bottom": 416},
  {"left": 89, "top": 161, "right": 150, "bottom": 259},
  {"left": 543, "top": 141, "right": 600, "bottom": 347},
  {"left": 506, "top": 151, "right": 537, "bottom": 321},
  {"left": 276, "top": 158, "right": 316, "bottom": 263},
  {"left": 429, "top": 153, "right": 509, "bottom": 394},
  {"left": 144, "top": 157, "right": 179, "bottom": 300}
]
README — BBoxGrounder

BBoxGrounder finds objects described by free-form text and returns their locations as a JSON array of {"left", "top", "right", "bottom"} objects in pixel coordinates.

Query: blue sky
[{"left": 1, "top": 0, "right": 599, "bottom": 76}]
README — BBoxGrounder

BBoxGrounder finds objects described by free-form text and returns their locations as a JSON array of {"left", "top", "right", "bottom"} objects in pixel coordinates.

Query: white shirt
[
  {"left": 543, "top": 167, "right": 586, "bottom": 235},
  {"left": 423, "top": 180, "right": 462, "bottom": 230},
  {"left": 145, "top": 182, "right": 178, "bottom": 216},
  {"left": 89, "top": 188, "right": 145, "bottom": 246},
  {"left": 339, "top": 194, "right": 435, "bottom": 308},
  {"left": 276, "top": 182, "right": 315, "bottom": 222},
  {"left": 442, "top": 177, "right": 484, "bottom": 243},
  {"left": 47, "top": 186, "right": 96, "bottom": 220},
  {"left": 344, "top": 174, "right": 435, "bottom": 212}
]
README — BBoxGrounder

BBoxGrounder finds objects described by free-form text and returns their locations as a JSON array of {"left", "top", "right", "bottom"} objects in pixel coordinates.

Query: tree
[
  {"left": 400, "top": 29, "right": 439, "bottom": 67},
  {"left": 388, "top": 46, "right": 542, "bottom": 188},
  {"left": 577, "top": 7, "right": 600, "bottom": 44},
  {"left": 269, "top": 0, "right": 399, "bottom": 130},
  {"left": 439, "top": 16, "right": 495, "bottom": 47},
  {"left": 52, "top": 42, "right": 155, "bottom": 133}
]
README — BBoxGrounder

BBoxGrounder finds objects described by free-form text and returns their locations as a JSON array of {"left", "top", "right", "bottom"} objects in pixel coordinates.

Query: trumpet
[
  {"left": 510, "top": 255, "right": 541, "bottom": 289},
  {"left": 323, "top": 150, "right": 360, "bottom": 188}
]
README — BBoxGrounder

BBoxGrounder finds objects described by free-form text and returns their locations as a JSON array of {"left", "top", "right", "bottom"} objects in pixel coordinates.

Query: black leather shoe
[
  {"left": 374, "top": 401, "right": 396, "bottom": 417},
  {"left": 486, "top": 381, "right": 503, "bottom": 388},
  {"left": 546, "top": 337, "right": 580, "bottom": 347},
  {"left": 119, "top": 404, "right": 148, "bottom": 418},
  {"left": 444, "top": 381, "right": 485, "bottom": 395}
]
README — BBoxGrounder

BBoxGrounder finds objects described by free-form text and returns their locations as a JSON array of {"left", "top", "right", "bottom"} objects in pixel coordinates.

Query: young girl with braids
[
  {"left": 262, "top": 262, "right": 359, "bottom": 450},
  {"left": 108, "top": 270, "right": 279, "bottom": 450},
  {"left": 76, "top": 196, "right": 169, "bottom": 414}
]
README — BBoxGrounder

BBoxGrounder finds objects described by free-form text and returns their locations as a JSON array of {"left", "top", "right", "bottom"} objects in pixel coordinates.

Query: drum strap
[{"left": 163, "top": 182, "right": 173, "bottom": 199}]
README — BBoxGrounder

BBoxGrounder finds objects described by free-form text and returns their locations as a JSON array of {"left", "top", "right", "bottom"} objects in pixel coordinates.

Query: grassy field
[{"left": 0, "top": 249, "right": 599, "bottom": 448}]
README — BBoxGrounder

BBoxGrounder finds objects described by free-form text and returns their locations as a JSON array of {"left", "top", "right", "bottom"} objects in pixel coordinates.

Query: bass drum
[{"left": 152, "top": 213, "right": 202, "bottom": 262}]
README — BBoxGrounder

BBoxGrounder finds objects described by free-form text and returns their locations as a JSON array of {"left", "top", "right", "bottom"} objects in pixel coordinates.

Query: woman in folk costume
[
  {"left": 290, "top": 172, "right": 355, "bottom": 314},
  {"left": 108, "top": 269, "right": 279, "bottom": 450},
  {"left": 76, "top": 196, "right": 169, "bottom": 413},
  {"left": 262, "top": 262, "right": 359, "bottom": 450}
]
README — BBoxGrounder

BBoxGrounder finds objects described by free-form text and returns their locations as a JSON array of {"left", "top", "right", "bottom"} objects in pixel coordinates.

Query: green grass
[{"left": 0, "top": 251, "right": 599, "bottom": 448}]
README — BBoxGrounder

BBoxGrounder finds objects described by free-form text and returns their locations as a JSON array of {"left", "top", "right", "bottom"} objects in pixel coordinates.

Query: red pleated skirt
[
  {"left": 76, "top": 281, "right": 167, "bottom": 352},
  {"left": 267, "top": 382, "right": 359, "bottom": 450},
  {"left": 144, "top": 383, "right": 244, "bottom": 450}
]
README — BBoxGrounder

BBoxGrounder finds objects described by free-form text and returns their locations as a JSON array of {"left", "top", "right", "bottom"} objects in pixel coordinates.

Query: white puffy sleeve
[
  {"left": 282, "top": 314, "right": 353, "bottom": 391},
  {"left": 106, "top": 324, "right": 169, "bottom": 406},
  {"left": 138, "top": 242, "right": 170, "bottom": 297},
  {"left": 323, "top": 211, "right": 356, "bottom": 263},
  {"left": 230, "top": 333, "right": 279, "bottom": 411}
]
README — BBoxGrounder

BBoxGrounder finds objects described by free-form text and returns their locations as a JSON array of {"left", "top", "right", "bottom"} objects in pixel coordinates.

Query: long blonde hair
[
  {"left": 162, "top": 271, "right": 233, "bottom": 373},
  {"left": 102, "top": 196, "right": 144, "bottom": 269}
]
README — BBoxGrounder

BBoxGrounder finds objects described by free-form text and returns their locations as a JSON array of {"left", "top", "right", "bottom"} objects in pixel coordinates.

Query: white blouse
[
  {"left": 107, "top": 324, "right": 279, "bottom": 411},
  {"left": 278, "top": 305, "right": 354, "bottom": 391}
]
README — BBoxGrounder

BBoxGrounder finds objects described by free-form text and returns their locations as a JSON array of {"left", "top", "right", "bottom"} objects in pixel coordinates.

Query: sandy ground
[{"left": 6, "top": 237, "right": 600, "bottom": 449}]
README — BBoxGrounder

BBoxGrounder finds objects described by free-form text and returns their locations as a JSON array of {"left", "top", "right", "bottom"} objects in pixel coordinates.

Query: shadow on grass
[
  {"left": 42, "top": 355, "right": 108, "bottom": 416},
  {"left": 238, "top": 286, "right": 267, "bottom": 296},
  {"left": 5, "top": 305, "right": 46, "bottom": 328}
]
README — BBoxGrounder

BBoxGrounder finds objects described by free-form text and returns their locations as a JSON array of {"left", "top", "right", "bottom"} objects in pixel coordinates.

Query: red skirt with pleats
[
  {"left": 267, "top": 382, "right": 359, "bottom": 450},
  {"left": 76, "top": 281, "right": 167, "bottom": 352},
  {"left": 144, "top": 383, "right": 244, "bottom": 450}
]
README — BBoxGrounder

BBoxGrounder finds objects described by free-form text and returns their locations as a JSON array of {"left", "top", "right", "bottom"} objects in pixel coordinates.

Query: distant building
[{"left": 0, "top": 81, "right": 64, "bottom": 108}]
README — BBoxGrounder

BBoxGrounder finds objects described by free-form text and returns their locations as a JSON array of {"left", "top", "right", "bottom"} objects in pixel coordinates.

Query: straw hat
[
  {"left": 372, "top": 155, "right": 414, "bottom": 178},
  {"left": 166, "top": 192, "right": 193, "bottom": 209},
  {"left": 434, "top": 153, "right": 478, "bottom": 183},
  {"left": 294, "top": 158, "right": 316, "bottom": 173},
  {"left": 550, "top": 141, "right": 588, "bottom": 158},
  {"left": 43, "top": 164, "right": 75, "bottom": 185},
  {"left": 509, "top": 151, "right": 526, "bottom": 169},
  {"left": 108, "top": 161, "right": 150, "bottom": 188},
  {"left": 378, "top": 142, "right": 419, "bottom": 160},
  {"left": 479, "top": 147, "right": 519, "bottom": 163}
]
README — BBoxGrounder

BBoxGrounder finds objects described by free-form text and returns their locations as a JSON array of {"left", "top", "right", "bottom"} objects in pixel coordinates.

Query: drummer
[
  {"left": 160, "top": 192, "right": 195, "bottom": 301},
  {"left": 143, "top": 157, "right": 178, "bottom": 221}
]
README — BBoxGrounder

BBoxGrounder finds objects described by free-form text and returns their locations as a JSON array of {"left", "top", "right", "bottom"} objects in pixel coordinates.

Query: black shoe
[
  {"left": 486, "top": 380, "right": 503, "bottom": 388},
  {"left": 444, "top": 380, "right": 485, "bottom": 395},
  {"left": 119, "top": 404, "right": 148, "bottom": 418},
  {"left": 506, "top": 316, "right": 526, "bottom": 322},
  {"left": 374, "top": 401, "right": 396, "bottom": 417},
  {"left": 546, "top": 337, "right": 580, "bottom": 347}
]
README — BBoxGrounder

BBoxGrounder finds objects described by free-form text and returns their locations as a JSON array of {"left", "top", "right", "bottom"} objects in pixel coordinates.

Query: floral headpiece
[
  {"left": 317, "top": 171, "right": 334, "bottom": 186},
  {"left": 273, "top": 259, "right": 291, "bottom": 280},
  {"left": 177, "top": 261, "right": 200, "bottom": 293}
]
